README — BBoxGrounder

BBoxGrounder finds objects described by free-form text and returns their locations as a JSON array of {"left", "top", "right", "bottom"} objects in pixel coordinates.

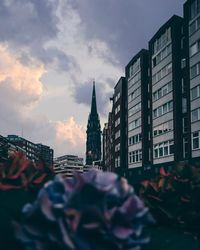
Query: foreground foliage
[
  {"left": 140, "top": 164, "right": 200, "bottom": 239},
  {"left": 16, "top": 171, "right": 154, "bottom": 250},
  {"left": 0, "top": 152, "right": 54, "bottom": 190}
]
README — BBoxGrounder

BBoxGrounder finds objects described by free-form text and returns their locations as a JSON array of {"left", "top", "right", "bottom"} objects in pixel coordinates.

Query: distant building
[
  {"left": 6, "top": 135, "right": 54, "bottom": 166},
  {"left": 0, "top": 135, "right": 25, "bottom": 163},
  {"left": 54, "top": 155, "right": 83, "bottom": 178},
  {"left": 37, "top": 143, "right": 54, "bottom": 166},
  {"left": 86, "top": 82, "right": 101, "bottom": 165}
]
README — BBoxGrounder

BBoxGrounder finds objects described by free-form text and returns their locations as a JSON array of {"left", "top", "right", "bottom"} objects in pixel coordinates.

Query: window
[
  {"left": 128, "top": 102, "right": 141, "bottom": 117},
  {"left": 182, "top": 98, "right": 187, "bottom": 113},
  {"left": 190, "top": 62, "right": 200, "bottom": 79},
  {"left": 153, "top": 120, "right": 173, "bottom": 137},
  {"left": 128, "top": 87, "right": 141, "bottom": 102},
  {"left": 154, "top": 140, "right": 174, "bottom": 158},
  {"left": 152, "top": 44, "right": 172, "bottom": 67},
  {"left": 115, "top": 105, "right": 120, "bottom": 114},
  {"left": 191, "top": 85, "right": 200, "bottom": 100},
  {"left": 115, "top": 131, "right": 120, "bottom": 139},
  {"left": 190, "top": 20, "right": 196, "bottom": 35},
  {"left": 153, "top": 101, "right": 173, "bottom": 118},
  {"left": 182, "top": 117, "right": 188, "bottom": 133},
  {"left": 152, "top": 63, "right": 172, "bottom": 84},
  {"left": 128, "top": 133, "right": 142, "bottom": 145},
  {"left": 114, "top": 93, "right": 120, "bottom": 103},
  {"left": 190, "top": 0, "right": 200, "bottom": 20},
  {"left": 183, "top": 137, "right": 189, "bottom": 159},
  {"left": 115, "top": 117, "right": 120, "bottom": 127},
  {"left": 129, "top": 58, "right": 140, "bottom": 78},
  {"left": 191, "top": 108, "right": 200, "bottom": 122},
  {"left": 190, "top": 43, "right": 198, "bottom": 56},
  {"left": 115, "top": 156, "right": 120, "bottom": 167},
  {"left": 192, "top": 131, "right": 200, "bottom": 150},
  {"left": 128, "top": 72, "right": 141, "bottom": 88},
  {"left": 181, "top": 58, "right": 186, "bottom": 68},
  {"left": 115, "top": 143, "right": 120, "bottom": 152},
  {"left": 153, "top": 27, "right": 171, "bottom": 55},
  {"left": 128, "top": 118, "right": 141, "bottom": 131},
  {"left": 129, "top": 149, "right": 142, "bottom": 164}
]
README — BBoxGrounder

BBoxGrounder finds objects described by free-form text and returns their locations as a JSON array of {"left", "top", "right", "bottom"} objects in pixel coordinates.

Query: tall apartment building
[
  {"left": 184, "top": 0, "right": 200, "bottom": 164},
  {"left": 149, "top": 16, "right": 189, "bottom": 169},
  {"left": 126, "top": 50, "right": 150, "bottom": 177},
  {"left": 54, "top": 155, "right": 83, "bottom": 178},
  {"left": 113, "top": 77, "right": 127, "bottom": 176}
]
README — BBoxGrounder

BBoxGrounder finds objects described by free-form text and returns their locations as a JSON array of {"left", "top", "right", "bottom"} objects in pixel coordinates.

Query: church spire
[
  {"left": 91, "top": 81, "right": 97, "bottom": 115},
  {"left": 86, "top": 81, "right": 101, "bottom": 165}
]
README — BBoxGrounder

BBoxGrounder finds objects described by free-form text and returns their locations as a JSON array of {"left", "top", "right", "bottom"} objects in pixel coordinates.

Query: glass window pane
[
  {"left": 191, "top": 87, "right": 198, "bottom": 100},
  {"left": 190, "top": 43, "right": 198, "bottom": 56},
  {"left": 192, "top": 109, "right": 198, "bottom": 122},
  {"left": 193, "top": 138, "right": 199, "bottom": 149},
  {"left": 191, "top": 65, "right": 197, "bottom": 78}
]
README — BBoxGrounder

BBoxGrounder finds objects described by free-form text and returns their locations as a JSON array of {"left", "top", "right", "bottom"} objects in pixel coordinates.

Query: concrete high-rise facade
[
  {"left": 149, "top": 15, "right": 190, "bottom": 169},
  {"left": 184, "top": 0, "right": 200, "bottom": 164},
  {"left": 103, "top": 0, "right": 200, "bottom": 179},
  {"left": 126, "top": 50, "right": 150, "bottom": 178}
]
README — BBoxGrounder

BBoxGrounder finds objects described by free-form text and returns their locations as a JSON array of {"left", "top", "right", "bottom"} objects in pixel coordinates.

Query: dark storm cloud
[
  {"left": 72, "top": 0, "right": 185, "bottom": 65},
  {"left": 0, "top": 0, "right": 74, "bottom": 70},
  {"left": 73, "top": 81, "right": 113, "bottom": 116}
]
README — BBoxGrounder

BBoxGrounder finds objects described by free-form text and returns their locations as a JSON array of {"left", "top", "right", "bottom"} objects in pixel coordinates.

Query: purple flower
[{"left": 15, "top": 170, "right": 154, "bottom": 250}]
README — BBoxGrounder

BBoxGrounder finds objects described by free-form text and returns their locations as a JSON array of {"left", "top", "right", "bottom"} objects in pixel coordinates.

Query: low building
[
  {"left": 54, "top": 155, "right": 84, "bottom": 178},
  {"left": 0, "top": 135, "right": 25, "bottom": 163},
  {"left": 6, "top": 135, "right": 54, "bottom": 166}
]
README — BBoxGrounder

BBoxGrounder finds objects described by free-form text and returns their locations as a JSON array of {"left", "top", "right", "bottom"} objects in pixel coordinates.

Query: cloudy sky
[{"left": 0, "top": 0, "right": 184, "bottom": 158}]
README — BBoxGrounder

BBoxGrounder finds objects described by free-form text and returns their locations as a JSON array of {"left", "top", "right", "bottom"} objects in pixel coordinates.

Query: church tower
[{"left": 86, "top": 82, "right": 101, "bottom": 165}]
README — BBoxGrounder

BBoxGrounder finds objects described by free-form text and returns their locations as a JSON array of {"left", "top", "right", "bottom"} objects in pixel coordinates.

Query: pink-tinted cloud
[
  {"left": 0, "top": 45, "right": 44, "bottom": 109},
  {"left": 55, "top": 117, "right": 86, "bottom": 147}
]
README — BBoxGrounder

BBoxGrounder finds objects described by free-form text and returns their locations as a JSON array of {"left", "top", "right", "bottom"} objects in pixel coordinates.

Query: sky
[{"left": 0, "top": 0, "right": 185, "bottom": 159}]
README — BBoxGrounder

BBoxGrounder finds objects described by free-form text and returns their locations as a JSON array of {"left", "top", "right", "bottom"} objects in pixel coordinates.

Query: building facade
[
  {"left": 6, "top": 135, "right": 54, "bottom": 165},
  {"left": 126, "top": 50, "right": 150, "bottom": 177},
  {"left": 184, "top": 0, "right": 200, "bottom": 164},
  {"left": 113, "top": 77, "right": 127, "bottom": 176},
  {"left": 102, "top": 111, "right": 114, "bottom": 172},
  {"left": 101, "top": 0, "right": 200, "bottom": 177},
  {"left": 0, "top": 135, "right": 25, "bottom": 163},
  {"left": 36, "top": 143, "right": 54, "bottom": 166},
  {"left": 86, "top": 82, "right": 101, "bottom": 165},
  {"left": 149, "top": 16, "right": 190, "bottom": 169},
  {"left": 54, "top": 155, "right": 83, "bottom": 178}
]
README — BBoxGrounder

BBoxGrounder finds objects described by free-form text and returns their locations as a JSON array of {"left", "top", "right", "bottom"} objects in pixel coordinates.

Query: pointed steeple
[
  {"left": 91, "top": 81, "right": 97, "bottom": 115},
  {"left": 86, "top": 81, "right": 101, "bottom": 165}
]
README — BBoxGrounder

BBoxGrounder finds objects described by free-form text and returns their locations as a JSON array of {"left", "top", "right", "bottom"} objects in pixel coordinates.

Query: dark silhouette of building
[
  {"left": 6, "top": 135, "right": 54, "bottom": 166},
  {"left": 86, "top": 82, "right": 101, "bottom": 165},
  {"left": 103, "top": 111, "right": 114, "bottom": 172},
  {"left": 0, "top": 135, "right": 25, "bottom": 163},
  {"left": 113, "top": 77, "right": 128, "bottom": 176},
  {"left": 36, "top": 143, "right": 54, "bottom": 166}
]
